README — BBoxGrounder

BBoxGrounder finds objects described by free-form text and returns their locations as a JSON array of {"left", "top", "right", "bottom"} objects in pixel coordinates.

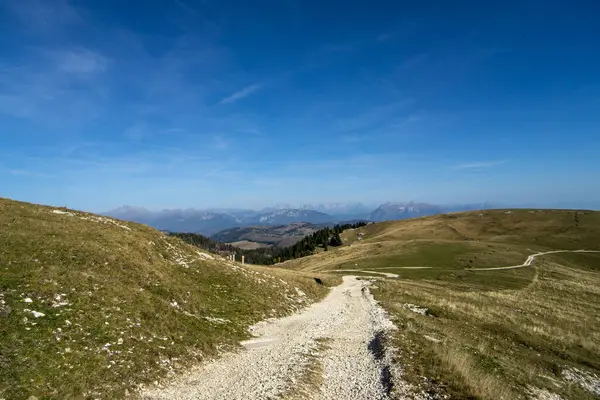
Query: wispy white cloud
[
  {"left": 53, "top": 48, "right": 108, "bottom": 76},
  {"left": 376, "top": 33, "right": 395, "bottom": 42},
  {"left": 340, "top": 134, "right": 368, "bottom": 143},
  {"left": 452, "top": 160, "right": 506, "bottom": 170},
  {"left": 162, "top": 128, "right": 186, "bottom": 135},
  {"left": 7, "top": 169, "right": 54, "bottom": 178},
  {"left": 7, "top": 144, "right": 223, "bottom": 180},
  {"left": 236, "top": 126, "right": 262, "bottom": 136},
  {"left": 123, "top": 123, "right": 149, "bottom": 142},
  {"left": 0, "top": 47, "right": 107, "bottom": 123},
  {"left": 4, "top": 0, "right": 82, "bottom": 34},
  {"left": 322, "top": 42, "right": 363, "bottom": 53},
  {"left": 323, "top": 32, "right": 394, "bottom": 53},
  {"left": 219, "top": 83, "right": 263, "bottom": 104},
  {"left": 389, "top": 112, "right": 427, "bottom": 128},
  {"left": 172, "top": 0, "right": 194, "bottom": 13},
  {"left": 334, "top": 100, "right": 413, "bottom": 133},
  {"left": 2, "top": 0, "right": 232, "bottom": 129},
  {"left": 399, "top": 52, "right": 429, "bottom": 70},
  {"left": 210, "top": 134, "right": 231, "bottom": 150}
]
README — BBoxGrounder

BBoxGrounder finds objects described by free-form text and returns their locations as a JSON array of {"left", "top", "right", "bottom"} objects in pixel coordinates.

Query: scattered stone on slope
[
  {"left": 562, "top": 367, "right": 600, "bottom": 396},
  {"left": 404, "top": 303, "right": 429, "bottom": 316}
]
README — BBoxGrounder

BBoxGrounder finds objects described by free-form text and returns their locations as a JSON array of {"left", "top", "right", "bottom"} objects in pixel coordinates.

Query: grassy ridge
[
  {"left": 286, "top": 208, "right": 600, "bottom": 398},
  {"left": 0, "top": 198, "right": 333, "bottom": 398},
  {"left": 284, "top": 209, "right": 600, "bottom": 273},
  {"left": 374, "top": 254, "right": 600, "bottom": 399},
  {"left": 349, "top": 208, "right": 600, "bottom": 250}
]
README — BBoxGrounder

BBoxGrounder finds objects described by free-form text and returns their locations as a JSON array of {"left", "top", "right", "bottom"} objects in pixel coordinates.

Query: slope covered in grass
[
  {"left": 0, "top": 198, "right": 332, "bottom": 399},
  {"left": 284, "top": 209, "right": 600, "bottom": 276},
  {"left": 285, "top": 208, "right": 600, "bottom": 399},
  {"left": 374, "top": 253, "right": 600, "bottom": 399},
  {"left": 344, "top": 208, "right": 600, "bottom": 249}
]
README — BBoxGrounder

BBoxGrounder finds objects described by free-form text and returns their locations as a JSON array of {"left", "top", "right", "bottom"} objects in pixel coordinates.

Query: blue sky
[{"left": 1, "top": 0, "right": 599, "bottom": 212}]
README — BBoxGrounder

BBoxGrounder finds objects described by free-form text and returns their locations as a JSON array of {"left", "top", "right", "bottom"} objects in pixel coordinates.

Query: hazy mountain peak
[
  {"left": 256, "top": 209, "right": 334, "bottom": 224},
  {"left": 369, "top": 202, "right": 443, "bottom": 221}
]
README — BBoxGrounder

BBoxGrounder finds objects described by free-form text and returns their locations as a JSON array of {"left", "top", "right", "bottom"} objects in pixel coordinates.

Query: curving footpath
[
  {"left": 466, "top": 249, "right": 600, "bottom": 271},
  {"left": 325, "top": 249, "right": 600, "bottom": 276},
  {"left": 332, "top": 269, "right": 400, "bottom": 278}
]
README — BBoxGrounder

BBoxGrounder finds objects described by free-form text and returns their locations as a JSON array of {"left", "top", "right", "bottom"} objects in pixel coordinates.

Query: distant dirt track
[
  {"left": 323, "top": 250, "right": 600, "bottom": 277},
  {"left": 466, "top": 249, "right": 600, "bottom": 271}
]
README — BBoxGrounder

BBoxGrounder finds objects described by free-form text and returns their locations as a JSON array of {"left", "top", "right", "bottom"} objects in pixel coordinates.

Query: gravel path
[
  {"left": 331, "top": 269, "right": 400, "bottom": 278},
  {"left": 327, "top": 250, "right": 600, "bottom": 275},
  {"left": 142, "top": 276, "right": 403, "bottom": 399},
  {"left": 467, "top": 249, "right": 600, "bottom": 271}
]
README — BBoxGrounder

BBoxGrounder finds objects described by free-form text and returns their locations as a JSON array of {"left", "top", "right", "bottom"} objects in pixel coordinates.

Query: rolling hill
[
  {"left": 0, "top": 198, "right": 335, "bottom": 399},
  {"left": 283, "top": 209, "right": 600, "bottom": 399},
  {"left": 284, "top": 208, "right": 600, "bottom": 271}
]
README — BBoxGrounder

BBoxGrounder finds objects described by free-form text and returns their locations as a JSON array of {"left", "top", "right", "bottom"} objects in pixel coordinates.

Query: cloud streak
[
  {"left": 53, "top": 48, "right": 108, "bottom": 76},
  {"left": 219, "top": 83, "right": 263, "bottom": 104},
  {"left": 376, "top": 33, "right": 395, "bottom": 42},
  {"left": 0, "top": 48, "right": 107, "bottom": 123},
  {"left": 7, "top": 169, "right": 54, "bottom": 178},
  {"left": 4, "top": 0, "right": 82, "bottom": 34},
  {"left": 452, "top": 161, "right": 506, "bottom": 170},
  {"left": 333, "top": 100, "right": 413, "bottom": 133}
]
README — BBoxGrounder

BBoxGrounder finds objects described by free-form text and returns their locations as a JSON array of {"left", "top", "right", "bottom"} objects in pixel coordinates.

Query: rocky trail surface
[
  {"left": 143, "top": 276, "right": 407, "bottom": 399},
  {"left": 467, "top": 249, "right": 600, "bottom": 270}
]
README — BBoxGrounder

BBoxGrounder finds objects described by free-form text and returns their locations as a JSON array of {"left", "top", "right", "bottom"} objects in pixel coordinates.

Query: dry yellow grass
[
  {"left": 374, "top": 256, "right": 600, "bottom": 399},
  {"left": 438, "top": 347, "right": 516, "bottom": 400},
  {"left": 287, "top": 209, "right": 600, "bottom": 399}
]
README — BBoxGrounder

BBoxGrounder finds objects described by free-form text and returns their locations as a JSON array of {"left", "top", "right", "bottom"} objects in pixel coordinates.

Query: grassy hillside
[
  {"left": 0, "top": 198, "right": 335, "bottom": 399},
  {"left": 284, "top": 209, "right": 599, "bottom": 281},
  {"left": 341, "top": 208, "right": 600, "bottom": 249},
  {"left": 285, "top": 209, "right": 600, "bottom": 399}
]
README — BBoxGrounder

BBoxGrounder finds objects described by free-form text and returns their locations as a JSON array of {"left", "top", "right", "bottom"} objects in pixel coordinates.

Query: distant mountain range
[
  {"left": 104, "top": 207, "right": 337, "bottom": 236},
  {"left": 104, "top": 202, "right": 496, "bottom": 236},
  {"left": 254, "top": 209, "right": 334, "bottom": 225},
  {"left": 105, "top": 206, "right": 240, "bottom": 236},
  {"left": 368, "top": 202, "right": 494, "bottom": 221}
]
